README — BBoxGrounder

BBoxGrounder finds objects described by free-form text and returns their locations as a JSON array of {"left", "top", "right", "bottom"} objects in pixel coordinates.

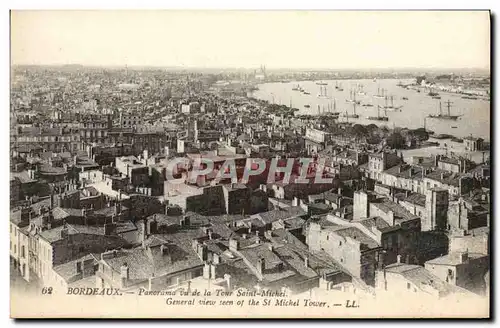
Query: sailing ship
[
  {"left": 317, "top": 86, "right": 329, "bottom": 99},
  {"left": 344, "top": 102, "right": 359, "bottom": 119},
  {"left": 428, "top": 87, "right": 439, "bottom": 97},
  {"left": 356, "top": 83, "right": 366, "bottom": 95},
  {"left": 367, "top": 105, "right": 389, "bottom": 121},
  {"left": 346, "top": 89, "right": 360, "bottom": 104},
  {"left": 382, "top": 95, "right": 403, "bottom": 111},
  {"left": 302, "top": 90, "right": 311, "bottom": 95},
  {"left": 462, "top": 95, "right": 478, "bottom": 100},
  {"left": 427, "top": 100, "right": 461, "bottom": 120},
  {"left": 326, "top": 99, "right": 341, "bottom": 116},
  {"left": 304, "top": 104, "right": 310, "bottom": 108},
  {"left": 373, "top": 86, "right": 385, "bottom": 99},
  {"left": 316, "top": 81, "right": 328, "bottom": 86},
  {"left": 335, "top": 82, "right": 344, "bottom": 91},
  {"left": 292, "top": 84, "right": 304, "bottom": 92},
  {"left": 361, "top": 100, "right": 374, "bottom": 107}
]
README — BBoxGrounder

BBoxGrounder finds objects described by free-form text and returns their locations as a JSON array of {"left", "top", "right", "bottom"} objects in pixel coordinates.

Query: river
[{"left": 251, "top": 79, "right": 490, "bottom": 141}]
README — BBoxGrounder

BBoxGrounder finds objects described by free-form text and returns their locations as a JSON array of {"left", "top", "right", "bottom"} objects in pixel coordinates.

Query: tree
[
  {"left": 352, "top": 124, "right": 368, "bottom": 137},
  {"left": 410, "top": 128, "right": 430, "bottom": 142},
  {"left": 386, "top": 132, "right": 405, "bottom": 149}
]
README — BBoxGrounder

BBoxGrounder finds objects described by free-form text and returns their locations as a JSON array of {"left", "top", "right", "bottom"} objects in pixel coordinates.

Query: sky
[{"left": 10, "top": 10, "right": 491, "bottom": 69}]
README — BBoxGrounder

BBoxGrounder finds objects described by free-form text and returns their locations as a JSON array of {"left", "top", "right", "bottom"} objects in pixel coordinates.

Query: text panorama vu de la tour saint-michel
[{"left": 62, "top": 286, "right": 360, "bottom": 309}]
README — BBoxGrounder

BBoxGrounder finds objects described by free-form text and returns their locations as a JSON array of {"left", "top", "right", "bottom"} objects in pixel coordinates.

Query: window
[
  {"left": 21, "top": 246, "right": 25, "bottom": 259},
  {"left": 326, "top": 235, "right": 329, "bottom": 241},
  {"left": 339, "top": 241, "right": 342, "bottom": 246},
  {"left": 407, "top": 282, "right": 411, "bottom": 290},
  {"left": 448, "top": 269, "right": 454, "bottom": 279},
  {"left": 76, "top": 262, "right": 82, "bottom": 273},
  {"left": 10, "top": 225, "right": 12, "bottom": 233},
  {"left": 14, "top": 245, "right": 16, "bottom": 254}
]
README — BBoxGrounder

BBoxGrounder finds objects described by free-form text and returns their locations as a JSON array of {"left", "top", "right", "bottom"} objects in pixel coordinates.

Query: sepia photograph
[{"left": 9, "top": 9, "right": 491, "bottom": 319}]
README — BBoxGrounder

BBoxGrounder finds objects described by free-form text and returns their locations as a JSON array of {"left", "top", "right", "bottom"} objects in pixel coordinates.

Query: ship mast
[{"left": 446, "top": 100, "right": 453, "bottom": 116}]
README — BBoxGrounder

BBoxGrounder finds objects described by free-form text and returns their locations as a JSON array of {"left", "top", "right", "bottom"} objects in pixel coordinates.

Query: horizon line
[{"left": 11, "top": 63, "right": 491, "bottom": 72}]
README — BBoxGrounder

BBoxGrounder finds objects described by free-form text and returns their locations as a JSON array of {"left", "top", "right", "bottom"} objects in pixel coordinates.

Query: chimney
[
  {"left": 440, "top": 172, "right": 445, "bottom": 180},
  {"left": 192, "top": 238, "right": 199, "bottom": 251},
  {"left": 60, "top": 227, "right": 68, "bottom": 239},
  {"left": 114, "top": 202, "right": 121, "bottom": 216},
  {"left": 338, "top": 187, "right": 343, "bottom": 196},
  {"left": 304, "top": 256, "right": 309, "bottom": 268},
  {"left": 203, "top": 263, "right": 211, "bottom": 279},
  {"left": 434, "top": 155, "right": 440, "bottom": 167},
  {"left": 460, "top": 251, "right": 469, "bottom": 263},
  {"left": 160, "top": 244, "right": 167, "bottom": 255},
  {"left": 257, "top": 258, "right": 265, "bottom": 275},
  {"left": 224, "top": 274, "right": 232, "bottom": 291},
  {"left": 182, "top": 215, "right": 190, "bottom": 227},
  {"left": 292, "top": 197, "right": 299, "bottom": 207},
  {"left": 397, "top": 254, "right": 402, "bottom": 263},
  {"left": 378, "top": 251, "right": 385, "bottom": 270},
  {"left": 229, "top": 238, "right": 239, "bottom": 251},
  {"left": 207, "top": 229, "right": 213, "bottom": 240},
  {"left": 197, "top": 244, "right": 208, "bottom": 261},
  {"left": 120, "top": 263, "right": 129, "bottom": 288}
]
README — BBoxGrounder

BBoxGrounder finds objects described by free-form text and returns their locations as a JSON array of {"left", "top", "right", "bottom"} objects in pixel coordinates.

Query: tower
[{"left": 423, "top": 188, "right": 449, "bottom": 231}]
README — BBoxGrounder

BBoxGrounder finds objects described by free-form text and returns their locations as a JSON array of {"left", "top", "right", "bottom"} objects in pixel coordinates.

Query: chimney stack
[
  {"left": 397, "top": 254, "right": 402, "bottom": 263},
  {"left": 460, "top": 251, "right": 469, "bottom": 263},
  {"left": 257, "top": 258, "right": 265, "bottom": 275},
  {"left": 224, "top": 274, "right": 232, "bottom": 291},
  {"left": 304, "top": 256, "right": 309, "bottom": 268},
  {"left": 60, "top": 227, "right": 68, "bottom": 239},
  {"left": 120, "top": 262, "right": 129, "bottom": 288}
]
